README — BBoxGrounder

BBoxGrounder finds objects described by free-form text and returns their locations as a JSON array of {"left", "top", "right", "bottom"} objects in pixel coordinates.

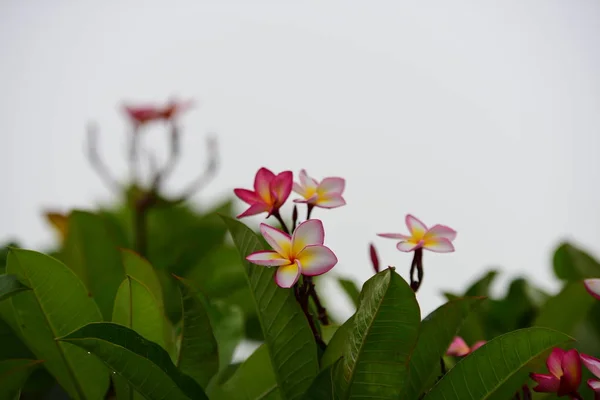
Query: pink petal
[
  {"left": 270, "top": 171, "right": 293, "bottom": 207},
  {"left": 530, "top": 373, "right": 560, "bottom": 393},
  {"left": 237, "top": 203, "right": 269, "bottom": 218},
  {"left": 447, "top": 337, "right": 470, "bottom": 357},
  {"left": 425, "top": 224, "right": 457, "bottom": 241},
  {"left": 584, "top": 279, "right": 600, "bottom": 301},
  {"left": 470, "top": 341, "right": 486, "bottom": 352},
  {"left": 422, "top": 237, "right": 455, "bottom": 253},
  {"left": 291, "top": 219, "right": 325, "bottom": 255},
  {"left": 406, "top": 214, "right": 427, "bottom": 238},
  {"left": 558, "top": 349, "right": 581, "bottom": 395},
  {"left": 295, "top": 245, "right": 338, "bottom": 276},
  {"left": 292, "top": 183, "right": 304, "bottom": 195},
  {"left": 234, "top": 188, "right": 260, "bottom": 205},
  {"left": 299, "top": 169, "right": 318, "bottom": 188},
  {"left": 547, "top": 348, "right": 566, "bottom": 378},
  {"left": 581, "top": 354, "right": 600, "bottom": 379},
  {"left": 315, "top": 194, "right": 346, "bottom": 209},
  {"left": 587, "top": 378, "right": 600, "bottom": 392},
  {"left": 246, "top": 251, "right": 290, "bottom": 266},
  {"left": 377, "top": 233, "right": 411, "bottom": 240},
  {"left": 254, "top": 168, "right": 275, "bottom": 201},
  {"left": 318, "top": 177, "right": 345, "bottom": 195},
  {"left": 274, "top": 262, "right": 301, "bottom": 288},
  {"left": 259, "top": 224, "right": 291, "bottom": 257},
  {"left": 293, "top": 198, "right": 309, "bottom": 204},
  {"left": 396, "top": 241, "right": 421, "bottom": 252}
]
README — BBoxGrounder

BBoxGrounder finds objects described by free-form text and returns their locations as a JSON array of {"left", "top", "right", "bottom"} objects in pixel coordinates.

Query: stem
[
  {"left": 272, "top": 210, "right": 290, "bottom": 234},
  {"left": 306, "top": 204, "right": 314, "bottom": 220},
  {"left": 305, "top": 276, "right": 329, "bottom": 325},
  {"left": 294, "top": 280, "right": 326, "bottom": 350},
  {"left": 409, "top": 249, "right": 424, "bottom": 292},
  {"left": 440, "top": 357, "right": 447, "bottom": 375},
  {"left": 292, "top": 205, "right": 298, "bottom": 231}
]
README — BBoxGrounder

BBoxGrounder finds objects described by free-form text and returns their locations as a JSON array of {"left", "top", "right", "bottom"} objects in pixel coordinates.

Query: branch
[{"left": 85, "top": 123, "right": 122, "bottom": 194}]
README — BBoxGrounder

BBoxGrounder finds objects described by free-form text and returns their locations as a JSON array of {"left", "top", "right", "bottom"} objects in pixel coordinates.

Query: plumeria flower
[
  {"left": 234, "top": 168, "right": 293, "bottom": 218},
  {"left": 293, "top": 169, "right": 346, "bottom": 209},
  {"left": 530, "top": 348, "right": 582, "bottom": 397},
  {"left": 123, "top": 99, "right": 193, "bottom": 126},
  {"left": 584, "top": 279, "right": 600, "bottom": 301},
  {"left": 246, "top": 220, "right": 338, "bottom": 288},
  {"left": 378, "top": 214, "right": 457, "bottom": 253},
  {"left": 446, "top": 336, "right": 486, "bottom": 357},
  {"left": 581, "top": 353, "right": 600, "bottom": 394}
]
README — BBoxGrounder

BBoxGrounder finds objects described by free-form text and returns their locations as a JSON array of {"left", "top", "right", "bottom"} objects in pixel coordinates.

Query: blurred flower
[
  {"left": 369, "top": 243, "right": 380, "bottom": 273},
  {"left": 246, "top": 220, "right": 338, "bottom": 288},
  {"left": 378, "top": 214, "right": 456, "bottom": 253},
  {"left": 446, "top": 336, "right": 486, "bottom": 357},
  {"left": 580, "top": 353, "right": 600, "bottom": 394},
  {"left": 44, "top": 211, "right": 68, "bottom": 242},
  {"left": 123, "top": 99, "right": 193, "bottom": 126},
  {"left": 293, "top": 169, "right": 346, "bottom": 209},
  {"left": 530, "top": 348, "right": 582, "bottom": 397},
  {"left": 234, "top": 167, "right": 293, "bottom": 218},
  {"left": 584, "top": 279, "right": 600, "bottom": 301}
]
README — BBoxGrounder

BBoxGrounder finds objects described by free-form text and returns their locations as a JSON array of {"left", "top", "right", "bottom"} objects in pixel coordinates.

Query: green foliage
[
  {"left": 0, "top": 274, "right": 30, "bottom": 302},
  {"left": 0, "top": 359, "right": 44, "bottom": 400}
]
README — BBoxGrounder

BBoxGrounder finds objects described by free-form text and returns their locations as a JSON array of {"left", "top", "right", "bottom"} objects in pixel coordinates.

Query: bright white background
[{"left": 2, "top": 1, "right": 600, "bottom": 324}]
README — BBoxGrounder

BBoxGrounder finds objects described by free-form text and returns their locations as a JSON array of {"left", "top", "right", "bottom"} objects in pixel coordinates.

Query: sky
[{"left": 2, "top": 0, "right": 600, "bottom": 326}]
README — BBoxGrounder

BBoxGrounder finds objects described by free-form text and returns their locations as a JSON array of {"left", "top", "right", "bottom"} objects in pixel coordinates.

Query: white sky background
[{"left": 2, "top": 1, "right": 600, "bottom": 327}]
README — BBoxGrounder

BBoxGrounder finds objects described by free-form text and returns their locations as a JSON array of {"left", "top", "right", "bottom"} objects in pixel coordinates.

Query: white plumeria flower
[
  {"left": 584, "top": 279, "right": 600, "bottom": 301},
  {"left": 378, "top": 214, "right": 457, "bottom": 253},
  {"left": 293, "top": 169, "right": 346, "bottom": 209}
]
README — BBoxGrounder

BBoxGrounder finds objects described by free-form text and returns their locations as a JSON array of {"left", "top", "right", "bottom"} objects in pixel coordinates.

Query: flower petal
[
  {"left": 270, "top": 171, "right": 293, "bottom": 206},
  {"left": 447, "top": 337, "right": 470, "bottom": 357},
  {"left": 558, "top": 349, "right": 582, "bottom": 395},
  {"left": 587, "top": 378, "right": 600, "bottom": 392},
  {"left": 547, "top": 348, "right": 566, "bottom": 378},
  {"left": 584, "top": 279, "right": 600, "bottom": 301},
  {"left": 406, "top": 214, "right": 427, "bottom": 239},
  {"left": 293, "top": 182, "right": 305, "bottom": 196},
  {"left": 246, "top": 251, "right": 290, "bottom": 266},
  {"left": 260, "top": 223, "right": 291, "bottom": 257},
  {"left": 274, "top": 262, "right": 301, "bottom": 288},
  {"left": 254, "top": 168, "right": 275, "bottom": 201},
  {"left": 299, "top": 169, "right": 318, "bottom": 188},
  {"left": 296, "top": 245, "right": 338, "bottom": 276},
  {"left": 470, "top": 341, "right": 486, "bottom": 352},
  {"left": 317, "top": 177, "right": 345, "bottom": 195},
  {"left": 425, "top": 224, "right": 457, "bottom": 241},
  {"left": 291, "top": 219, "right": 325, "bottom": 255},
  {"left": 377, "top": 233, "right": 411, "bottom": 240},
  {"left": 422, "top": 237, "right": 455, "bottom": 253},
  {"left": 530, "top": 373, "right": 561, "bottom": 393},
  {"left": 581, "top": 353, "right": 600, "bottom": 379},
  {"left": 237, "top": 203, "right": 269, "bottom": 218},
  {"left": 315, "top": 194, "right": 346, "bottom": 209},
  {"left": 396, "top": 240, "right": 421, "bottom": 252},
  {"left": 234, "top": 188, "right": 260, "bottom": 205}
]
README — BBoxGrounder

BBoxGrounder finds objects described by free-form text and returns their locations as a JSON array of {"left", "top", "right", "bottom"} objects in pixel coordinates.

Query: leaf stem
[
  {"left": 294, "top": 280, "right": 326, "bottom": 350},
  {"left": 271, "top": 210, "right": 290, "bottom": 235}
]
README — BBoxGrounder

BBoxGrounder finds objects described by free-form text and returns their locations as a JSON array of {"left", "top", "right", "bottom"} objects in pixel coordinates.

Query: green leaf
[
  {"left": 222, "top": 216, "right": 319, "bottom": 400},
  {"left": 404, "top": 297, "right": 485, "bottom": 399},
  {"left": 175, "top": 277, "right": 219, "bottom": 389},
  {"left": 337, "top": 268, "right": 421, "bottom": 399},
  {"left": 0, "top": 359, "right": 44, "bottom": 400},
  {"left": 58, "top": 322, "right": 208, "bottom": 400},
  {"left": 553, "top": 242, "right": 600, "bottom": 281},
  {"left": 321, "top": 317, "right": 353, "bottom": 370},
  {"left": 465, "top": 270, "right": 499, "bottom": 296},
  {"left": 120, "top": 249, "right": 165, "bottom": 314},
  {"left": 0, "top": 274, "right": 29, "bottom": 302},
  {"left": 337, "top": 278, "right": 360, "bottom": 309},
  {"left": 112, "top": 276, "right": 169, "bottom": 352},
  {"left": 534, "top": 281, "right": 596, "bottom": 335},
  {"left": 423, "top": 327, "right": 573, "bottom": 400},
  {"left": 0, "top": 318, "right": 33, "bottom": 361},
  {"left": 213, "top": 344, "right": 281, "bottom": 400},
  {"left": 302, "top": 358, "right": 342, "bottom": 400},
  {"left": 7, "top": 249, "right": 109, "bottom": 400},
  {"left": 61, "top": 210, "right": 126, "bottom": 320},
  {"left": 210, "top": 300, "right": 245, "bottom": 373}
]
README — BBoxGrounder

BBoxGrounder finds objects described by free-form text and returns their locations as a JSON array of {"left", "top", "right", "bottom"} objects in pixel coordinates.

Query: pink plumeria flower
[
  {"left": 446, "top": 336, "right": 486, "bottom": 357},
  {"left": 378, "top": 214, "right": 457, "bottom": 253},
  {"left": 123, "top": 99, "right": 193, "bottom": 126},
  {"left": 234, "top": 167, "right": 293, "bottom": 218},
  {"left": 246, "top": 220, "right": 338, "bottom": 288},
  {"left": 530, "top": 348, "right": 582, "bottom": 397},
  {"left": 584, "top": 279, "right": 600, "bottom": 301},
  {"left": 293, "top": 169, "right": 346, "bottom": 209},
  {"left": 581, "top": 353, "right": 600, "bottom": 394}
]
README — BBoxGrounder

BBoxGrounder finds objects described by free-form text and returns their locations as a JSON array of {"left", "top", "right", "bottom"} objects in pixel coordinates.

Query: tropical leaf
[
  {"left": 0, "top": 359, "right": 44, "bottom": 400},
  {"left": 404, "top": 297, "right": 485, "bottom": 399},
  {"left": 60, "top": 210, "right": 125, "bottom": 320},
  {"left": 553, "top": 242, "right": 600, "bottom": 281},
  {"left": 320, "top": 317, "right": 353, "bottom": 370},
  {"left": 336, "top": 268, "right": 421, "bottom": 399},
  {"left": 6, "top": 249, "right": 109, "bottom": 400},
  {"left": 0, "top": 274, "right": 29, "bottom": 302},
  {"left": 120, "top": 249, "right": 165, "bottom": 314},
  {"left": 302, "top": 358, "right": 342, "bottom": 400},
  {"left": 222, "top": 216, "right": 319, "bottom": 400},
  {"left": 175, "top": 277, "right": 219, "bottom": 389},
  {"left": 422, "top": 327, "right": 572, "bottom": 400},
  {"left": 337, "top": 278, "right": 360, "bottom": 309},
  {"left": 58, "top": 322, "right": 207, "bottom": 400}
]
